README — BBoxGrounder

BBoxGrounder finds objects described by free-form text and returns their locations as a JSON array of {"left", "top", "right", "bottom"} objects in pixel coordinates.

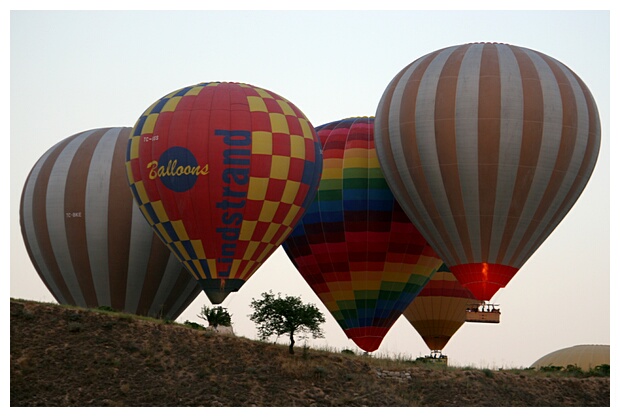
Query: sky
[{"left": 7, "top": 3, "right": 615, "bottom": 381}]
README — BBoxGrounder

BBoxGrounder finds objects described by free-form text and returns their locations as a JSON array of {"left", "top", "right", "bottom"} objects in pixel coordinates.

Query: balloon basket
[
  {"left": 465, "top": 302, "right": 500, "bottom": 323},
  {"left": 415, "top": 350, "right": 448, "bottom": 366}
]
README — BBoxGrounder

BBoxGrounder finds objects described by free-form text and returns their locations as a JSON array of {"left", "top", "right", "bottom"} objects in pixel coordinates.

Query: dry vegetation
[{"left": 10, "top": 299, "right": 609, "bottom": 407}]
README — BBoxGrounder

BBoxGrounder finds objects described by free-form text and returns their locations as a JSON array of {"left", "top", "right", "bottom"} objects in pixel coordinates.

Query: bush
[
  {"left": 591, "top": 364, "right": 610, "bottom": 377},
  {"left": 565, "top": 364, "right": 584, "bottom": 377},
  {"left": 314, "top": 366, "right": 327, "bottom": 379},
  {"left": 197, "top": 306, "right": 232, "bottom": 329},
  {"left": 539, "top": 365, "right": 564, "bottom": 373},
  {"left": 67, "top": 322, "right": 83, "bottom": 332},
  {"left": 184, "top": 321, "right": 206, "bottom": 331}
]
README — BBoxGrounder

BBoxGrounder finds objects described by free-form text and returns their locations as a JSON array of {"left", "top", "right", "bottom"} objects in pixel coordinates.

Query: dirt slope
[{"left": 10, "top": 299, "right": 610, "bottom": 407}]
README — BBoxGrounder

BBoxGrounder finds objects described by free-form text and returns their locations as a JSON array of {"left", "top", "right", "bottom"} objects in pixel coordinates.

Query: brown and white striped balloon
[
  {"left": 375, "top": 42, "right": 601, "bottom": 301},
  {"left": 403, "top": 264, "right": 477, "bottom": 352},
  {"left": 19, "top": 127, "right": 201, "bottom": 319}
]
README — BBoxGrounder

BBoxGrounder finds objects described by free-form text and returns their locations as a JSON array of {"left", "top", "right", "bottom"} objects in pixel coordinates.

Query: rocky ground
[{"left": 10, "top": 299, "right": 610, "bottom": 407}]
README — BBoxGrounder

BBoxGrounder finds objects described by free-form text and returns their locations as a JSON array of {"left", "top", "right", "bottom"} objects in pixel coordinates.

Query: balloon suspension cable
[
  {"left": 429, "top": 350, "right": 445, "bottom": 359},
  {"left": 221, "top": 291, "right": 234, "bottom": 309},
  {"left": 466, "top": 301, "right": 500, "bottom": 313}
]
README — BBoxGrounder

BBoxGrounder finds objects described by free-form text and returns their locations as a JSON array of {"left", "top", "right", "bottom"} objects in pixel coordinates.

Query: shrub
[
  {"left": 314, "top": 366, "right": 327, "bottom": 379},
  {"left": 539, "top": 365, "right": 564, "bottom": 373},
  {"left": 591, "top": 364, "right": 610, "bottom": 377},
  {"left": 184, "top": 321, "right": 206, "bottom": 331},
  {"left": 117, "top": 314, "right": 134, "bottom": 322},
  {"left": 565, "top": 364, "right": 584, "bottom": 377},
  {"left": 197, "top": 305, "right": 232, "bottom": 329},
  {"left": 101, "top": 321, "right": 115, "bottom": 330},
  {"left": 64, "top": 311, "right": 82, "bottom": 322},
  {"left": 67, "top": 322, "right": 83, "bottom": 333}
]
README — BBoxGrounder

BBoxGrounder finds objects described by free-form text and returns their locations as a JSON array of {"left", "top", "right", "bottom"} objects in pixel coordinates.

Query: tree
[
  {"left": 197, "top": 305, "right": 232, "bottom": 330},
  {"left": 249, "top": 291, "right": 325, "bottom": 354}
]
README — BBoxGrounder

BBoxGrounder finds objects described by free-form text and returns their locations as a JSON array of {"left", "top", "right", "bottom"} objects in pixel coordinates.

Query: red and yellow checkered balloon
[{"left": 125, "top": 82, "right": 322, "bottom": 304}]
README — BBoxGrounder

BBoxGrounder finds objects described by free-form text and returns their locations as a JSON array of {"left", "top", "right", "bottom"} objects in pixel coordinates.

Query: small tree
[
  {"left": 197, "top": 305, "right": 232, "bottom": 330},
  {"left": 249, "top": 291, "right": 325, "bottom": 354}
]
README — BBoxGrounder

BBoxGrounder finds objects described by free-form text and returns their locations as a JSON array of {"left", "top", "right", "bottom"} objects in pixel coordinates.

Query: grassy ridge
[{"left": 10, "top": 299, "right": 610, "bottom": 407}]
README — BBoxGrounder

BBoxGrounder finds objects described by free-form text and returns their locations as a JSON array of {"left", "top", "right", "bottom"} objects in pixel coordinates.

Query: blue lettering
[
  {"left": 223, "top": 168, "right": 250, "bottom": 185},
  {"left": 222, "top": 243, "right": 236, "bottom": 257},
  {"left": 223, "top": 148, "right": 251, "bottom": 165},
  {"left": 216, "top": 129, "right": 252, "bottom": 278},
  {"left": 223, "top": 212, "right": 243, "bottom": 226},
  {"left": 216, "top": 129, "right": 252, "bottom": 146}
]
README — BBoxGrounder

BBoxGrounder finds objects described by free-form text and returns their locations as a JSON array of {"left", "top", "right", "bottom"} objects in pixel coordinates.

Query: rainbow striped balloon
[{"left": 283, "top": 117, "right": 443, "bottom": 352}]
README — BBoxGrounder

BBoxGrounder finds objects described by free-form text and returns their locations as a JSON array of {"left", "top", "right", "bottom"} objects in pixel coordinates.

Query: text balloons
[
  {"left": 20, "top": 127, "right": 201, "bottom": 319},
  {"left": 282, "top": 117, "right": 443, "bottom": 352},
  {"left": 375, "top": 43, "right": 600, "bottom": 301},
  {"left": 126, "top": 82, "right": 322, "bottom": 304},
  {"left": 403, "top": 264, "right": 477, "bottom": 352}
]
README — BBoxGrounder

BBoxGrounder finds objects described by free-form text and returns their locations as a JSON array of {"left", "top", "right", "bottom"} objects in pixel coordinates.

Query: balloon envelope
[
  {"left": 20, "top": 127, "right": 201, "bottom": 319},
  {"left": 375, "top": 42, "right": 601, "bottom": 301},
  {"left": 282, "top": 117, "right": 443, "bottom": 352},
  {"left": 126, "top": 82, "right": 322, "bottom": 304},
  {"left": 403, "top": 263, "right": 477, "bottom": 351}
]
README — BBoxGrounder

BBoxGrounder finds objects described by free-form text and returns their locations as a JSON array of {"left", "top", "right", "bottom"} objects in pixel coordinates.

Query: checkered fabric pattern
[
  {"left": 125, "top": 82, "right": 322, "bottom": 293},
  {"left": 282, "top": 117, "right": 443, "bottom": 352}
]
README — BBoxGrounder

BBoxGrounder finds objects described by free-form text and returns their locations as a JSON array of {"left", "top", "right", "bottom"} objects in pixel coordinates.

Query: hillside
[{"left": 10, "top": 299, "right": 610, "bottom": 407}]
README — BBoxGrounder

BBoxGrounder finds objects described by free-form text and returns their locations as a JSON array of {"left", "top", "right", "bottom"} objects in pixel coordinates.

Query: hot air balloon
[
  {"left": 20, "top": 127, "right": 201, "bottom": 319},
  {"left": 375, "top": 42, "right": 601, "bottom": 302},
  {"left": 282, "top": 117, "right": 443, "bottom": 352},
  {"left": 125, "top": 82, "right": 322, "bottom": 304},
  {"left": 403, "top": 263, "right": 478, "bottom": 355}
]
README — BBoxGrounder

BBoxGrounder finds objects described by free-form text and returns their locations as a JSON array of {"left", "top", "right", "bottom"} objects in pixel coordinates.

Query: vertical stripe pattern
[
  {"left": 403, "top": 263, "right": 478, "bottom": 351},
  {"left": 375, "top": 43, "right": 600, "bottom": 301},
  {"left": 19, "top": 127, "right": 201, "bottom": 320}
]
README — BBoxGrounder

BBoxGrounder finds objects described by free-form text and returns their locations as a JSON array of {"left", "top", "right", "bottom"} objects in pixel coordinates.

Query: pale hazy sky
[{"left": 7, "top": 4, "right": 614, "bottom": 375}]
